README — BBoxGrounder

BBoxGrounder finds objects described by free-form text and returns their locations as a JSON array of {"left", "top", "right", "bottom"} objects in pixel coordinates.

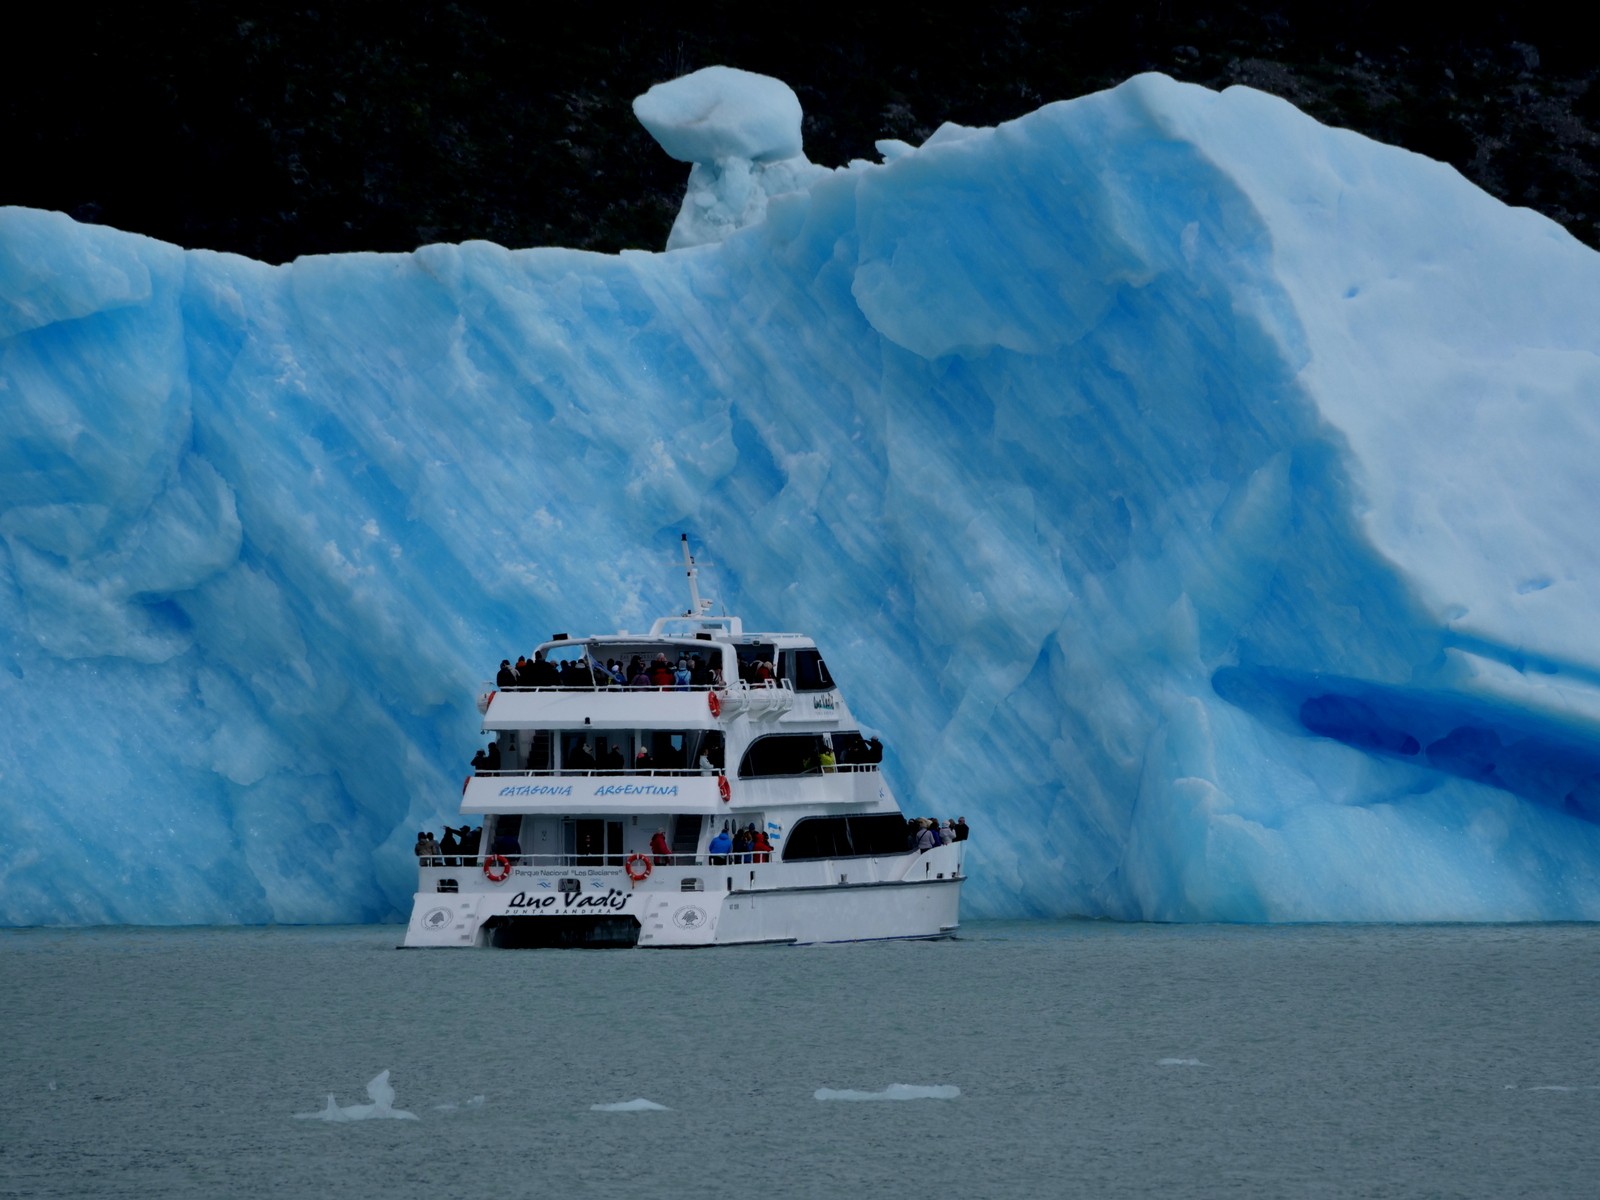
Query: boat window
[
  {"left": 737, "top": 734, "right": 831, "bottom": 778},
  {"left": 788, "top": 648, "right": 835, "bottom": 692},
  {"left": 780, "top": 814, "right": 909, "bottom": 861},
  {"left": 734, "top": 643, "right": 777, "bottom": 685}
]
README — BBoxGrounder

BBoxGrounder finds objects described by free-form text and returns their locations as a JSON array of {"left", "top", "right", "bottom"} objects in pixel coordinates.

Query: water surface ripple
[{"left": 4, "top": 921, "right": 1598, "bottom": 1198}]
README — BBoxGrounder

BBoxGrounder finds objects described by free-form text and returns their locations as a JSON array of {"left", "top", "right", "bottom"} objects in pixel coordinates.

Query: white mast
[{"left": 681, "top": 534, "right": 713, "bottom": 617}]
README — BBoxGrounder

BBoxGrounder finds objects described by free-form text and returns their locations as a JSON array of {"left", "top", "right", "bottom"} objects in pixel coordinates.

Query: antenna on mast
[{"left": 681, "top": 534, "right": 714, "bottom": 617}]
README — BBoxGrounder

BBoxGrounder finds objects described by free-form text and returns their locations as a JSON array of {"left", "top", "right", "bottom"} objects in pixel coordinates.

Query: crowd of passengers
[
  {"left": 413, "top": 824, "right": 482, "bottom": 865},
  {"left": 910, "top": 817, "right": 969, "bottom": 849},
  {"left": 467, "top": 733, "right": 881, "bottom": 776},
  {"left": 707, "top": 821, "right": 775, "bottom": 863},
  {"left": 496, "top": 651, "right": 721, "bottom": 690}
]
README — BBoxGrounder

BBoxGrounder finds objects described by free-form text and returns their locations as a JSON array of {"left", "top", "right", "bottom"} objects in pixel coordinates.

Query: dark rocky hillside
[{"left": 6, "top": 4, "right": 1597, "bottom": 262}]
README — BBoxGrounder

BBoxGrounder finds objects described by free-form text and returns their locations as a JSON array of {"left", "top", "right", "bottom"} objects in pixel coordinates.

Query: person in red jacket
[
  {"left": 752, "top": 827, "right": 773, "bottom": 863},
  {"left": 650, "top": 827, "right": 672, "bottom": 863}
]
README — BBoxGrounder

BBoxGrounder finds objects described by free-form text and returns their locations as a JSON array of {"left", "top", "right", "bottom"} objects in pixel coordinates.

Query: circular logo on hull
[
  {"left": 421, "top": 907, "right": 453, "bottom": 930},
  {"left": 672, "top": 905, "right": 707, "bottom": 930}
]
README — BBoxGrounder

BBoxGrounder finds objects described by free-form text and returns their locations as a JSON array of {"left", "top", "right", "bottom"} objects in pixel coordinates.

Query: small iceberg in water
[
  {"left": 813, "top": 1084, "right": 960, "bottom": 1102},
  {"left": 590, "top": 1098, "right": 670, "bottom": 1112},
  {"left": 1157, "top": 1058, "right": 1205, "bottom": 1067},
  {"left": 293, "top": 1069, "right": 418, "bottom": 1121},
  {"left": 433, "top": 1094, "right": 487, "bottom": 1112}
]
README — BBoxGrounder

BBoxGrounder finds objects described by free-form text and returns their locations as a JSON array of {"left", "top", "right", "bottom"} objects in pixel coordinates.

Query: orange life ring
[
  {"left": 708, "top": 691, "right": 721, "bottom": 718},
  {"left": 718, "top": 775, "right": 731, "bottom": 803},
  {"left": 483, "top": 854, "right": 511, "bottom": 883},
  {"left": 625, "top": 853, "right": 652, "bottom": 882}
]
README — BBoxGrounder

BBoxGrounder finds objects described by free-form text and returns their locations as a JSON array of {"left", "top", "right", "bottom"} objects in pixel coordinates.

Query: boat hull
[{"left": 402, "top": 844, "right": 965, "bottom": 949}]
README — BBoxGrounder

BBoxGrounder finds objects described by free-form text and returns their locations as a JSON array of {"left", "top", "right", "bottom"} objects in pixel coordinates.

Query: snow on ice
[{"left": 4, "top": 70, "right": 1600, "bottom": 927}]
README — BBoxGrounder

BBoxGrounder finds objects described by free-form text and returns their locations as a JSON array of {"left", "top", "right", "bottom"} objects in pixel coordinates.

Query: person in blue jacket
[{"left": 708, "top": 824, "right": 733, "bottom": 865}]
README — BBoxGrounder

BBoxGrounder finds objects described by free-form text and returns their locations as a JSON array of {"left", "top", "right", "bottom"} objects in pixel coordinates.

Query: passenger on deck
[
  {"left": 605, "top": 745, "right": 625, "bottom": 772},
  {"left": 635, "top": 747, "right": 655, "bottom": 772},
  {"left": 755, "top": 660, "right": 774, "bottom": 683},
  {"left": 752, "top": 827, "right": 773, "bottom": 863},
  {"left": 690, "top": 654, "right": 714, "bottom": 687},
  {"left": 674, "top": 659, "right": 691, "bottom": 691},
  {"left": 606, "top": 659, "right": 627, "bottom": 685},
  {"left": 439, "top": 826, "right": 461, "bottom": 866},
  {"left": 626, "top": 654, "right": 646, "bottom": 680},
  {"left": 461, "top": 825, "right": 482, "bottom": 857},
  {"left": 526, "top": 652, "right": 559, "bottom": 688},
  {"left": 491, "top": 825, "right": 521, "bottom": 859},
  {"left": 650, "top": 828, "right": 672, "bottom": 861},
  {"left": 819, "top": 741, "right": 837, "bottom": 773},
  {"left": 568, "top": 742, "right": 596, "bottom": 773},
  {"left": 708, "top": 824, "right": 733, "bottom": 865},
  {"left": 732, "top": 825, "right": 754, "bottom": 862},
  {"left": 485, "top": 742, "right": 501, "bottom": 772},
  {"left": 954, "top": 817, "right": 969, "bottom": 841},
  {"left": 865, "top": 737, "right": 884, "bottom": 763},
  {"left": 471, "top": 748, "right": 490, "bottom": 774},
  {"left": 650, "top": 655, "right": 674, "bottom": 688},
  {"left": 413, "top": 830, "right": 431, "bottom": 860},
  {"left": 914, "top": 819, "right": 938, "bottom": 852},
  {"left": 496, "top": 659, "right": 517, "bottom": 688}
]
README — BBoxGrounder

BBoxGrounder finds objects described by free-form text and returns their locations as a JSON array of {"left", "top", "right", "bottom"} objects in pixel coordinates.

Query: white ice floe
[
  {"left": 1157, "top": 1058, "right": 1205, "bottom": 1067},
  {"left": 433, "top": 1094, "right": 486, "bottom": 1112},
  {"left": 590, "top": 1098, "right": 670, "bottom": 1112},
  {"left": 813, "top": 1084, "right": 960, "bottom": 1102},
  {"left": 293, "top": 1069, "right": 418, "bottom": 1121}
]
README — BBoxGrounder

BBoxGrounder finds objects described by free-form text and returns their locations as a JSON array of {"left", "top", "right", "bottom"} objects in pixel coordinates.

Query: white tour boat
[{"left": 403, "top": 537, "right": 966, "bottom": 948}]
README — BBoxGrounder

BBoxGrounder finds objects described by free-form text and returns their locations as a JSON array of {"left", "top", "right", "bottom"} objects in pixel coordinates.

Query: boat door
[{"left": 566, "top": 818, "right": 623, "bottom": 865}]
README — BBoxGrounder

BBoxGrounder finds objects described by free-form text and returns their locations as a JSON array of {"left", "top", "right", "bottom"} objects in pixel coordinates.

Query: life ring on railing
[
  {"left": 708, "top": 690, "right": 721, "bottom": 718},
  {"left": 483, "top": 854, "right": 511, "bottom": 883},
  {"left": 718, "top": 775, "right": 731, "bottom": 804},
  {"left": 625, "top": 853, "right": 653, "bottom": 882}
]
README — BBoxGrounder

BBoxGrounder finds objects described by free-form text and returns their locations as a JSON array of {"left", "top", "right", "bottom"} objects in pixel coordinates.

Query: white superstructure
[{"left": 403, "top": 537, "right": 966, "bottom": 948}]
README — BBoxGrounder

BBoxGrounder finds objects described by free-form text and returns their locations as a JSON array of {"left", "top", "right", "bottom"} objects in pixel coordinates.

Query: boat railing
[
  {"left": 473, "top": 767, "right": 726, "bottom": 778},
  {"left": 482, "top": 681, "right": 722, "bottom": 694},
  {"left": 417, "top": 853, "right": 729, "bottom": 869},
  {"left": 478, "top": 680, "right": 804, "bottom": 698}
]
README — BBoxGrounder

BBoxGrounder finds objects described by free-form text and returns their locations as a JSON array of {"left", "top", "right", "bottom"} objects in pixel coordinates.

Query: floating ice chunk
[
  {"left": 590, "top": 1098, "right": 669, "bottom": 1112},
  {"left": 293, "top": 1070, "right": 417, "bottom": 1121},
  {"left": 875, "top": 138, "right": 915, "bottom": 161},
  {"left": 1157, "top": 1058, "right": 1205, "bottom": 1067},
  {"left": 813, "top": 1084, "right": 960, "bottom": 1102},
  {"left": 432, "top": 1094, "right": 486, "bottom": 1112}
]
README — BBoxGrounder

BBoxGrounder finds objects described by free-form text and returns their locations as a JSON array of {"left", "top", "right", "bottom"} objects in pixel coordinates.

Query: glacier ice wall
[{"left": 4, "top": 73, "right": 1600, "bottom": 926}]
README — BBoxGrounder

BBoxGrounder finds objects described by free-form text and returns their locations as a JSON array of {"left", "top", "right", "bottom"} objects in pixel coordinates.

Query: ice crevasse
[{"left": 3, "top": 70, "right": 1600, "bottom": 927}]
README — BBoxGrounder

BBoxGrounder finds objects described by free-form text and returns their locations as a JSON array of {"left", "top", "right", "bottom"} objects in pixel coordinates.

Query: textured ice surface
[
  {"left": 293, "top": 1070, "right": 417, "bottom": 1121},
  {"left": 4, "top": 71, "right": 1600, "bottom": 927},
  {"left": 590, "top": 1098, "right": 670, "bottom": 1112},
  {"left": 814, "top": 1084, "right": 962, "bottom": 1101}
]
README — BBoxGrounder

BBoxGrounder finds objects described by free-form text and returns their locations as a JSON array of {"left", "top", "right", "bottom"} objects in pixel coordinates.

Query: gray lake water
[{"left": 4, "top": 921, "right": 1599, "bottom": 1198}]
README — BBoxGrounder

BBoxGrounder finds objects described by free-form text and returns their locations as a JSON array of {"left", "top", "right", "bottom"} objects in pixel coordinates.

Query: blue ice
[{"left": 4, "top": 69, "right": 1600, "bottom": 927}]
